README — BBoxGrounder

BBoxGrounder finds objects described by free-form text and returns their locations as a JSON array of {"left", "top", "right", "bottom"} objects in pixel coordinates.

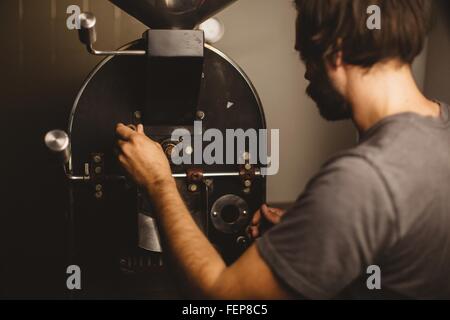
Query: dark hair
[{"left": 295, "top": 0, "right": 433, "bottom": 68}]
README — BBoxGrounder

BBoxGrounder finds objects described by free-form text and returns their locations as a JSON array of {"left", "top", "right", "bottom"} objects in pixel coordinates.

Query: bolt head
[
  {"left": 244, "top": 180, "right": 252, "bottom": 187},
  {"left": 185, "top": 146, "right": 194, "bottom": 155},
  {"left": 95, "top": 191, "right": 103, "bottom": 199},
  {"left": 188, "top": 184, "right": 198, "bottom": 192},
  {"left": 134, "top": 111, "right": 142, "bottom": 119},
  {"left": 237, "top": 236, "right": 248, "bottom": 245},
  {"left": 196, "top": 110, "right": 206, "bottom": 120},
  {"left": 94, "top": 166, "right": 102, "bottom": 174},
  {"left": 93, "top": 155, "right": 102, "bottom": 163}
]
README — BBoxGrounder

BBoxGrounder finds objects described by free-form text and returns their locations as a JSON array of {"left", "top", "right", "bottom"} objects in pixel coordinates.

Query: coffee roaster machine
[{"left": 45, "top": 0, "right": 267, "bottom": 298}]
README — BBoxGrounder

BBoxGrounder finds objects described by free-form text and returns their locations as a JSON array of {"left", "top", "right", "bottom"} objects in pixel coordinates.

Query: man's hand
[
  {"left": 248, "top": 204, "right": 286, "bottom": 239},
  {"left": 116, "top": 123, "right": 174, "bottom": 195}
]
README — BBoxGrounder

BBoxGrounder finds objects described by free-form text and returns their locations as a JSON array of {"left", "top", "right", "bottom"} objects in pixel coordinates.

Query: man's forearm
[{"left": 147, "top": 178, "right": 227, "bottom": 297}]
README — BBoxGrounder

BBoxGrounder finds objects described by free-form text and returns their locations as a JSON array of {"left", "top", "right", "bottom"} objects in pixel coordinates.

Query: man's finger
[
  {"left": 116, "top": 123, "right": 136, "bottom": 141},
  {"left": 117, "top": 153, "right": 127, "bottom": 166},
  {"left": 250, "top": 226, "right": 259, "bottom": 239},
  {"left": 252, "top": 208, "right": 262, "bottom": 225},
  {"left": 117, "top": 139, "right": 126, "bottom": 148},
  {"left": 137, "top": 124, "right": 144, "bottom": 134},
  {"left": 261, "top": 204, "right": 282, "bottom": 224}
]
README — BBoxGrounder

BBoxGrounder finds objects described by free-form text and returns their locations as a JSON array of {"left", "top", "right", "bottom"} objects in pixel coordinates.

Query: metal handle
[
  {"left": 45, "top": 130, "right": 71, "bottom": 164},
  {"left": 67, "top": 170, "right": 262, "bottom": 182},
  {"left": 78, "top": 12, "right": 146, "bottom": 56},
  {"left": 78, "top": 12, "right": 97, "bottom": 46}
]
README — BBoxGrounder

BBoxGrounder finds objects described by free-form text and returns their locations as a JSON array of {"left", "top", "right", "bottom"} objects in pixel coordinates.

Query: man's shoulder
[{"left": 353, "top": 100, "right": 450, "bottom": 165}]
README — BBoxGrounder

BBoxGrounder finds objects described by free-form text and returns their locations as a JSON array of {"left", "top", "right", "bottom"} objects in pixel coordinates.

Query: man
[{"left": 116, "top": 0, "right": 450, "bottom": 299}]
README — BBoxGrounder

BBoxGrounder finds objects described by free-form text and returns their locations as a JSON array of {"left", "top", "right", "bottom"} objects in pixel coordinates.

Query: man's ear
[
  {"left": 327, "top": 37, "right": 344, "bottom": 69},
  {"left": 326, "top": 50, "right": 344, "bottom": 70},
  {"left": 325, "top": 49, "right": 348, "bottom": 95},
  {"left": 334, "top": 50, "right": 344, "bottom": 68}
]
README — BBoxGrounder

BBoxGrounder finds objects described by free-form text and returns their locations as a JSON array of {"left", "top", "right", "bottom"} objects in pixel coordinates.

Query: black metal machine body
[{"left": 46, "top": 0, "right": 267, "bottom": 298}]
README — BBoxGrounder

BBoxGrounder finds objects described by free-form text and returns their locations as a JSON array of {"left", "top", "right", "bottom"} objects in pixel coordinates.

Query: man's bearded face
[{"left": 304, "top": 59, "right": 353, "bottom": 121}]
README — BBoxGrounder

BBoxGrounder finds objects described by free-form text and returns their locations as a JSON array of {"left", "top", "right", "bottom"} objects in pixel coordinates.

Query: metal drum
[{"left": 68, "top": 42, "right": 266, "bottom": 298}]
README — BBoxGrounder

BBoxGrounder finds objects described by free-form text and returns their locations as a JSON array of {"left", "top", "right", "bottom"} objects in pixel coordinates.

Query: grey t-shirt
[{"left": 257, "top": 101, "right": 450, "bottom": 299}]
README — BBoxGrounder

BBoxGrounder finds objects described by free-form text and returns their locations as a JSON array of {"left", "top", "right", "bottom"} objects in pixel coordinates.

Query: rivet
[
  {"left": 196, "top": 110, "right": 206, "bottom": 120},
  {"left": 188, "top": 184, "right": 198, "bottom": 192},
  {"left": 236, "top": 236, "right": 248, "bottom": 245},
  {"left": 134, "top": 111, "right": 142, "bottom": 119},
  {"left": 93, "top": 155, "right": 102, "bottom": 163}
]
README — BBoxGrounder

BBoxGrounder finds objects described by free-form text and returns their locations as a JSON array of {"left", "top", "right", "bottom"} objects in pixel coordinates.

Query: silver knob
[
  {"left": 78, "top": 12, "right": 97, "bottom": 46},
  {"left": 45, "top": 130, "right": 70, "bottom": 164}
]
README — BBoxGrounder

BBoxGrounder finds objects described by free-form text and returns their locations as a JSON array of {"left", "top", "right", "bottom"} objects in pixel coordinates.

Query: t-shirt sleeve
[{"left": 256, "top": 155, "right": 397, "bottom": 299}]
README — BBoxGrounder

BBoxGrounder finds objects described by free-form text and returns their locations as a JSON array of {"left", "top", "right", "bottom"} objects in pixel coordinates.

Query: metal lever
[
  {"left": 78, "top": 12, "right": 145, "bottom": 56},
  {"left": 45, "top": 130, "right": 71, "bottom": 164}
]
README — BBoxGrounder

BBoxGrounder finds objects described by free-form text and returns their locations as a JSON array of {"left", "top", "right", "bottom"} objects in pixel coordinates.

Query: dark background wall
[{"left": 1, "top": 0, "right": 146, "bottom": 298}]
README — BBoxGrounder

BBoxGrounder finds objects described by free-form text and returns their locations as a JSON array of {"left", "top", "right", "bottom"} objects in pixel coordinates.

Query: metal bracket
[
  {"left": 90, "top": 153, "right": 105, "bottom": 199},
  {"left": 239, "top": 160, "right": 257, "bottom": 194}
]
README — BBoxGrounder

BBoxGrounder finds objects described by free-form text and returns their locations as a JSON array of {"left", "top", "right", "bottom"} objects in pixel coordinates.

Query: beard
[{"left": 305, "top": 63, "right": 353, "bottom": 121}]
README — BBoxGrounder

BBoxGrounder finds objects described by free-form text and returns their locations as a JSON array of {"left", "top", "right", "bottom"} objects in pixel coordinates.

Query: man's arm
[
  {"left": 116, "top": 124, "right": 292, "bottom": 299},
  {"left": 152, "top": 179, "right": 291, "bottom": 299}
]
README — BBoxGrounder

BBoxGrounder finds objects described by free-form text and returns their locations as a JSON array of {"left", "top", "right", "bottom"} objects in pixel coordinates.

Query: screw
[
  {"left": 236, "top": 236, "right": 248, "bottom": 246},
  {"left": 243, "top": 210, "right": 248, "bottom": 216},
  {"left": 244, "top": 180, "right": 252, "bottom": 187},
  {"left": 185, "top": 146, "right": 194, "bottom": 155},
  {"left": 95, "top": 191, "right": 103, "bottom": 199},
  {"left": 243, "top": 152, "right": 250, "bottom": 161},
  {"left": 204, "top": 179, "right": 213, "bottom": 188},
  {"left": 196, "top": 110, "right": 206, "bottom": 120},
  {"left": 188, "top": 184, "right": 198, "bottom": 192},
  {"left": 93, "top": 155, "right": 102, "bottom": 163},
  {"left": 245, "top": 163, "right": 252, "bottom": 170},
  {"left": 134, "top": 111, "right": 142, "bottom": 120},
  {"left": 94, "top": 166, "right": 102, "bottom": 174},
  {"left": 95, "top": 184, "right": 103, "bottom": 192},
  {"left": 243, "top": 187, "right": 251, "bottom": 194},
  {"left": 212, "top": 211, "right": 218, "bottom": 217}
]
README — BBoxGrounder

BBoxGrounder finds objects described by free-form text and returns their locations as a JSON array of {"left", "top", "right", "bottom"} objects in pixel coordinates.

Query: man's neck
[{"left": 348, "top": 62, "right": 440, "bottom": 133}]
